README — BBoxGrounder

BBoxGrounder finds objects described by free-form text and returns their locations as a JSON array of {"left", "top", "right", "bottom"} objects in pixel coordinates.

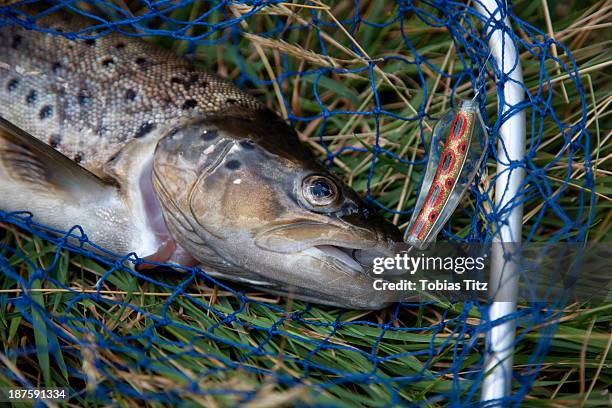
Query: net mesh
[{"left": 0, "top": 0, "right": 594, "bottom": 406}]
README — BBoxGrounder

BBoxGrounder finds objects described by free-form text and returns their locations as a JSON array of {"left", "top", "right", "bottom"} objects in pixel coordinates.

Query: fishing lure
[{"left": 405, "top": 100, "right": 488, "bottom": 249}]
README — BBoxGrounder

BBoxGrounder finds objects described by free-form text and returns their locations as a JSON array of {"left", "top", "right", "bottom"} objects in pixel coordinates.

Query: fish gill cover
[{"left": 0, "top": 0, "right": 603, "bottom": 406}]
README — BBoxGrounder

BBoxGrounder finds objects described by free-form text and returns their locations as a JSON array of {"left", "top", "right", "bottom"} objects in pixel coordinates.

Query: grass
[{"left": 0, "top": 0, "right": 610, "bottom": 406}]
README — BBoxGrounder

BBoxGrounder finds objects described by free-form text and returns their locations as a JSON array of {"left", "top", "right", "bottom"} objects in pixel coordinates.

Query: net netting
[{"left": 0, "top": 0, "right": 594, "bottom": 406}]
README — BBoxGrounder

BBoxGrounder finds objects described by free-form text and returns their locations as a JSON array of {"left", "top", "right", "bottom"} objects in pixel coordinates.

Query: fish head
[{"left": 151, "top": 110, "right": 403, "bottom": 308}]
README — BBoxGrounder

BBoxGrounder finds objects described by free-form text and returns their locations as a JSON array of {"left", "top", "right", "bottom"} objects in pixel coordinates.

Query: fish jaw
[
  {"left": 190, "top": 231, "right": 402, "bottom": 309},
  {"left": 245, "top": 220, "right": 403, "bottom": 308}
]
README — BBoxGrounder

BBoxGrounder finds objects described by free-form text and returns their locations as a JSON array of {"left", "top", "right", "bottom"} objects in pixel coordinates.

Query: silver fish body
[{"left": 0, "top": 9, "right": 403, "bottom": 308}]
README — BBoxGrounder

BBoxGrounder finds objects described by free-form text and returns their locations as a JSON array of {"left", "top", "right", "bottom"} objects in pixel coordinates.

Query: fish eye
[{"left": 302, "top": 175, "right": 339, "bottom": 207}]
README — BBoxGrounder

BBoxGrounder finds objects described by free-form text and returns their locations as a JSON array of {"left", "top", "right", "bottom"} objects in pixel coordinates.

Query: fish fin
[
  {"left": 0, "top": 116, "right": 113, "bottom": 195},
  {"left": 0, "top": 118, "right": 158, "bottom": 259}
]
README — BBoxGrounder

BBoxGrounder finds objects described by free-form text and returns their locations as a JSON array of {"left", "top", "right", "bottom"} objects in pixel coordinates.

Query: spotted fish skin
[{"left": 0, "top": 10, "right": 262, "bottom": 177}]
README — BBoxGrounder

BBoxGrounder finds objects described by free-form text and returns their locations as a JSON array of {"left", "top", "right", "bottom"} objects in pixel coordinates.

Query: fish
[{"left": 0, "top": 6, "right": 405, "bottom": 309}]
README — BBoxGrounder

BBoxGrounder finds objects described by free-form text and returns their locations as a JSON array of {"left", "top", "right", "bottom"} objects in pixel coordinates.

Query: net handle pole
[{"left": 474, "top": 0, "right": 526, "bottom": 404}]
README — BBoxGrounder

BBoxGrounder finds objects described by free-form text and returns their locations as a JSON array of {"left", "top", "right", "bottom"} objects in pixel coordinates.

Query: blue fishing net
[{"left": 0, "top": 0, "right": 593, "bottom": 406}]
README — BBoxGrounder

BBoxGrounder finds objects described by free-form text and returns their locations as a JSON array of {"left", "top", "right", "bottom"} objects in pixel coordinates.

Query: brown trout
[{"left": 0, "top": 7, "right": 403, "bottom": 308}]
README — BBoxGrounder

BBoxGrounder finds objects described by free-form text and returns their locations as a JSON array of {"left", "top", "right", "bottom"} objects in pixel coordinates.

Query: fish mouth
[
  {"left": 253, "top": 222, "right": 400, "bottom": 276},
  {"left": 306, "top": 244, "right": 394, "bottom": 276},
  {"left": 311, "top": 245, "right": 365, "bottom": 274}
]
